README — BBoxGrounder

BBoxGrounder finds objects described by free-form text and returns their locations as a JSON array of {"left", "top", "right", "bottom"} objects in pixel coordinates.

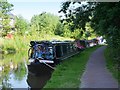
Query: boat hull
[{"left": 27, "top": 63, "right": 54, "bottom": 75}]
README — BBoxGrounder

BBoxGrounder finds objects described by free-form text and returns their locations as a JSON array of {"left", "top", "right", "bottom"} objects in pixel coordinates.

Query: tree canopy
[
  {"left": 30, "top": 12, "right": 61, "bottom": 35},
  {"left": 15, "top": 15, "right": 29, "bottom": 35},
  {"left": 59, "top": 2, "right": 120, "bottom": 62},
  {"left": 0, "top": 0, "right": 13, "bottom": 36}
]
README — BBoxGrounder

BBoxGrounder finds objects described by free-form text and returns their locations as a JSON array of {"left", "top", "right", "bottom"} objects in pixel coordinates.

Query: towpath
[{"left": 80, "top": 46, "right": 119, "bottom": 88}]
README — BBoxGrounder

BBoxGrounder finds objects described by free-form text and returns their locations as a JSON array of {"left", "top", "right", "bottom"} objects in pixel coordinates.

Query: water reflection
[
  {"left": 27, "top": 72, "right": 52, "bottom": 88},
  {"left": 0, "top": 62, "right": 28, "bottom": 89},
  {"left": 0, "top": 52, "right": 53, "bottom": 89}
]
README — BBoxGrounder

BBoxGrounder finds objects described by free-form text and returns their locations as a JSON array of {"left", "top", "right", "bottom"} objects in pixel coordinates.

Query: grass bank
[
  {"left": 1, "top": 34, "right": 73, "bottom": 54},
  {"left": 44, "top": 45, "right": 101, "bottom": 88},
  {"left": 104, "top": 47, "right": 120, "bottom": 84}
]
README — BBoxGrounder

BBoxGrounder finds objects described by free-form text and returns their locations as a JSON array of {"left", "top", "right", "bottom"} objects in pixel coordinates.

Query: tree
[
  {"left": 0, "top": 0, "right": 13, "bottom": 36},
  {"left": 15, "top": 15, "right": 29, "bottom": 35},
  {"left": 30, "top": 12, "right": 61, "bottom": 35},
  {"left": 54, "top": 22, "right": 64, "bottom": 36},
  {"left": 59, "top": 2, "right": 120, "bottom": 63}
]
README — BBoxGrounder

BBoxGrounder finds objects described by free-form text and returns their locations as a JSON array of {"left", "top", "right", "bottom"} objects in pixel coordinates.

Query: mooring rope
[{"left": 42, "top": 62, "right": 56, "bottom": 70}]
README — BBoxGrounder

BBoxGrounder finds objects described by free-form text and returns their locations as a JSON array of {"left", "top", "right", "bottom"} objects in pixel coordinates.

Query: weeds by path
[{"left": 105, "top": 47, "right": 120, "bottom": 84}]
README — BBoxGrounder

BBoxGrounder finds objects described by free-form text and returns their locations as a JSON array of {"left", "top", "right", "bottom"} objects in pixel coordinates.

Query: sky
[{"left": 9, "top": 0, "right": 65, "bottom": 21}]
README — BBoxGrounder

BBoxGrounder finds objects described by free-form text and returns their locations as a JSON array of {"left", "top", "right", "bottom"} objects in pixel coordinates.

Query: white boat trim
[
  {"left": 39, "top": 60, "right": 54, "bottom": 63},
  {"left": 29, "top": 59, "right": 34, "bottom": 62},
  {"left": 29, "top": 58, "right": 54, "bottom": 63}
]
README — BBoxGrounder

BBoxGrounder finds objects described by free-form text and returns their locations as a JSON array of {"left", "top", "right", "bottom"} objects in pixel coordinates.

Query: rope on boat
[
  {"left": 42, "top": 62, "right": 56, "bottom": 70},
  {"left": 40, "top": 51, "right": 80, "bottom": 70},
  {"left": 35, "top": 58, "right": 56, "bottom": 70}
]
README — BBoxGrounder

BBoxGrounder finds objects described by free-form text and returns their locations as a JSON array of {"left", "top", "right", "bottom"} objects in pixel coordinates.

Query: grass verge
[
  {"left": 44, "top": 45, "right": 101, "bottom": 88},
  {"left": 1, "top": 34, "right": 73, "bottom": 54},
  {"left": 104, "top": 47, "right": 120, "bottom": 84}
]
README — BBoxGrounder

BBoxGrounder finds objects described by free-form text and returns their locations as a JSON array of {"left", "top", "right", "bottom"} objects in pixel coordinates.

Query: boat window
[
  {"left": 62, "top": 44, "right": 67, "bottom": 55},
  {"left": 55, "top": 45, "right": 62, "bottom": 58}
]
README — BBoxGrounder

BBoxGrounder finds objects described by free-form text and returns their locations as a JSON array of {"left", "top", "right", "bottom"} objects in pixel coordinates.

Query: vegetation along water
[{"left": 0, "top": 0, "right": 120, "bottom": 88}]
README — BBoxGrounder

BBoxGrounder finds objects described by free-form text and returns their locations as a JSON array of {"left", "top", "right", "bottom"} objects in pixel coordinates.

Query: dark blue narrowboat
[{"left": 27, "top": 40, "right": 79, "bottom": 74}]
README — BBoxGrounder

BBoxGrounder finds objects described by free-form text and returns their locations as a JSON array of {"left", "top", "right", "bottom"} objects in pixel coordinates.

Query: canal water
[{"left": 0, "top": 51, "right": 52, "bottom": 89}]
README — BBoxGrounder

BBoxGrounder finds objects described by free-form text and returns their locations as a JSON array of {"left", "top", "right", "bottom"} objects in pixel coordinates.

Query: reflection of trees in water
[
  {"left": 0, "top": 51, "right": 28, "bottom": 88},
  {"left": 13, "top": 62, "right": 27, "bottom": 81},
  {"left": 0, "top": 51, "right": 53, "bottom": 89},
  {"left": 2, "top": 75, "right": 12, "bottom": 89},
  {"left": 0, "top": 67, "right": 12, "bottom": 89},
  {"left": 0, "top": 51, "right": 27, "bottom": 70},
  {"left": 0, "top": 62, "right": 27, "bottom": 89}
]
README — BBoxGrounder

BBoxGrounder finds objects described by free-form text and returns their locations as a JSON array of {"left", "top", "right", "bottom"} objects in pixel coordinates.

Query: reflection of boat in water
[{"left": 27, "top": 71, "right": 52, "bottom": 88}]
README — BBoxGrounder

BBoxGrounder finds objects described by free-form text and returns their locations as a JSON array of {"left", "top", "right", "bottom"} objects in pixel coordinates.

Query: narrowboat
[{"left": 27, "top": 40, "right": 79, "bottom": 74}]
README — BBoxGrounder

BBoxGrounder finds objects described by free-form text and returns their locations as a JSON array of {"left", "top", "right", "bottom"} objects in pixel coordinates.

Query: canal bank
[
  {"left": 44, "top": 45, "right": 101, "bottom": 88},
  {"left": 1, "top": 45, "right": 118, "bottom": 89}
]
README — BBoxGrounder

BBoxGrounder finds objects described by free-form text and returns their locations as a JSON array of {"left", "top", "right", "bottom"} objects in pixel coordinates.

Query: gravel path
[{"left": 80, "top": 46, "right": 119, "bottom": 88}]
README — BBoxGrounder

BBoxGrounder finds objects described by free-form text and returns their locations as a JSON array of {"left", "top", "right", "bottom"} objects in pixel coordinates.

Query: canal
[{"left": 0, "top": 51, "right": 52, "bottom": 89}]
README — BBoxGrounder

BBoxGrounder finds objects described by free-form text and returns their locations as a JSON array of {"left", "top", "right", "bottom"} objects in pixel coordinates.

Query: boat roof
[{"left": 30, "top": 40, "right": 73, "bottom": 46}]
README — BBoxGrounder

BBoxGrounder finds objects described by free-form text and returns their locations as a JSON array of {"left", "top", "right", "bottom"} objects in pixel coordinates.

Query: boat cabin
[{"left": 28, "top": 40, "right": 78, "bottom": 65}]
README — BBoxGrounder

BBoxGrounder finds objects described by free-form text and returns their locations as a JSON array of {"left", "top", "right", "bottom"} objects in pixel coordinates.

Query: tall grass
[
  {"left": 104, "top": 47, "right": 120, "bottom": 84},
  {"left": 1, "top": 34, "right": 73, "bottom": 54}
]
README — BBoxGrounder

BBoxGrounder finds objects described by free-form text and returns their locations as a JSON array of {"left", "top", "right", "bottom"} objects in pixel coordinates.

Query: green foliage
[
  {"left": 30, "top": 12, "right": 60, "bottom": 35},
  {"left": 91, "top": 3, "right": 120, "bottom": 63},
  {"left": 59, "top": 2, "right": 93, "bottom": 30},
  {"left": 1, "top": 34, "right": 73, "bottom": 54},
  {"left": 0, "top": 0, "right": 13, "bottom": 36},
  {"left": 13, "top": 62, "right": 27, "bottom": 81},
  {"left": 15, "top": 15, "right": 29, "bottom": 35},
  {"left": 104, "top": 47, "right": 120, "bottom": 83},
  {"left": 30, "top": 12, "right": 80, "bottom": 38},
  {"left": 1, "top": 35, "right": 28, "bottom": 52},
  {"left": 62, "top": 24, "right": 72, "bottom": 37},
  {"left": 54, "top": 22, "right": 64, "bottom": 36},
  {"left": 59, "top": 2, "right": 120, "bottom": 63}
]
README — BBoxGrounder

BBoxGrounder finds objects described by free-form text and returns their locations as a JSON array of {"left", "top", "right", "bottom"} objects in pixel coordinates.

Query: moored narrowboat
[{"left": 27, "top": 40, "right": 79, "bottom": 74}]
